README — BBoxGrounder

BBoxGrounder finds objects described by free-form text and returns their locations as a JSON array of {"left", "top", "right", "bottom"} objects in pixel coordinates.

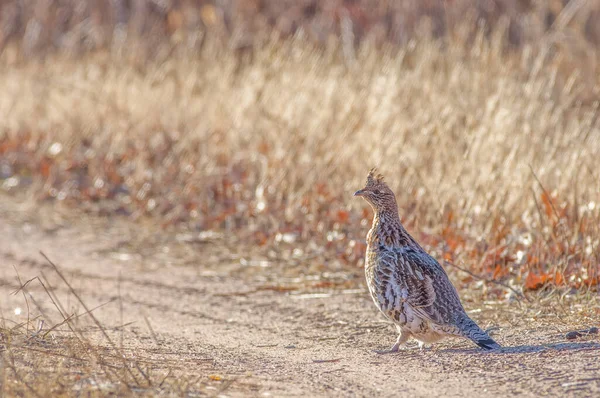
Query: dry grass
[
  {"left": 0, "top": 255, "right": 221, "bottom": 397},
  {"left": 1, "top": 29, "right": 599, "bottom": 292}
]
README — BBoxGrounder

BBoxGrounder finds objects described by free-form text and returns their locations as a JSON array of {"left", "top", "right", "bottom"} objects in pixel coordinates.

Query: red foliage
[
  {"left": 1, "top": 130, "right": 598, "bottom": 294},
  {"left": 524, "top": 271, "right": 553, "bottom": 290}
]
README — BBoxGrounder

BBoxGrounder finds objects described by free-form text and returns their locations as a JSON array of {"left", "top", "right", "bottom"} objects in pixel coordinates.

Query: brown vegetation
[{"left": 2, "top": 31, "right": 599, "bottom": 292}]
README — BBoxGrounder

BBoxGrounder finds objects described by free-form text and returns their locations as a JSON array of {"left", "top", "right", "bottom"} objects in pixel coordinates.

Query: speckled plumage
[{"left": 355, "top": 169, "right": 500, "bottom": 352}]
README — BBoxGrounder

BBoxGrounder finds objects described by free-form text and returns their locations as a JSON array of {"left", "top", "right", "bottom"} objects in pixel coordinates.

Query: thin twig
[
  {"left": 321, "top": 367, "right": 346, "bottom": 374},
  {"left": 39, "top": 251, "right": 144, "bottom": 388},
  {"left": 38, "top": 269, "right": 130, "bottom": 386},
  {"left": 444, "top": 260, "right": 530, "bottom": 304},
  {"left": 39, "top": 272, "right": 68, "bottom": 318},
  {"left": 529, "top": 164, "right": 560, "bottom": 220},
  {"left": 118, "top": 271, "right": 124, "bottom": 351},
  {"left": 12, "top": 266, "right": 31, "bottom": 335},
  {"left": 531, "top": 186, "right": 546, "bottom": 231},
  {"left": 142, "top": 313, "right": 160, "bottom": 346},
  {"left": 158, "top": 368, "right": 172, "bottom": 388},
  {"left": 312, "top": 358, "right": 342, "bottom": 363},
  {"left": 42, "top": 299, "right": 116, "bottom": 338}
]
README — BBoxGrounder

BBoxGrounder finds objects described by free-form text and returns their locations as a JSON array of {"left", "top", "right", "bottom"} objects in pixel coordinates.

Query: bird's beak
[{"left": 354, "top": 189, "right": 365, "bottom": 197}]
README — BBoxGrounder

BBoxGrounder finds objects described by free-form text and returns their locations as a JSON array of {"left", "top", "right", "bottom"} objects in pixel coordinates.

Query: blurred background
[
  {"left": 0, "top": 0, "right": 599, "bottom": 291},
  {"left": 3, "top": 1, "right": 600, "bottom": 55}
]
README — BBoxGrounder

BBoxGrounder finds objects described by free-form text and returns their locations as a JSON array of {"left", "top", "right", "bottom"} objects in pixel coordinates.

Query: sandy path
[{"left": 1, "top": 205, "right": 599, "bottom": 397}]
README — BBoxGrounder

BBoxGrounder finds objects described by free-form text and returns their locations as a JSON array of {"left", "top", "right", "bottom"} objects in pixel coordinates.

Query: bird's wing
[{"left": 392, "top": 247, "right": 465, "bottom": 326}]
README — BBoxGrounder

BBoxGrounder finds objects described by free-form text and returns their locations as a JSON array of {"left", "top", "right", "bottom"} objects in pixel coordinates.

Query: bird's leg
[{"left": 374, "top": 329, "right": 410, "bottom": 354}]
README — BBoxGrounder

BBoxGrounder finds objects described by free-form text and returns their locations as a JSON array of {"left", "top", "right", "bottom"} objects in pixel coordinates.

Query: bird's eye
[{"left": 373, "top": 189, "right": 381, "bottom": 195}]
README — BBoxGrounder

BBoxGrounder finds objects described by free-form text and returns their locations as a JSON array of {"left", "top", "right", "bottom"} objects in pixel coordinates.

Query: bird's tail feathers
[
  {"left": 459, "top": 316, "right": 501, "bottom": 350},
  {"left": 473, "top": 336, "right": 501, "bottom": 350}
]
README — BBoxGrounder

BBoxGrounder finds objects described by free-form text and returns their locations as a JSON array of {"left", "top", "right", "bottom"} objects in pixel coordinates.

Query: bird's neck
[{"left": 367, "top": 208, "right": 421, "bottom": 249}]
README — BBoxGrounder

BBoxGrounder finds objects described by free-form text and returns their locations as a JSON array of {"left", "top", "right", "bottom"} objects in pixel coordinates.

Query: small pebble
[{"left": 566, "top": 331, "right": 581, "bottom": 340}]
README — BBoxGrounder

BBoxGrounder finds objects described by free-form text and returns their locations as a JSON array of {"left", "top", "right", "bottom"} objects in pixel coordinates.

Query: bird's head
[{"left": 354, "top": 168, "right": 398, "bottom": 213}]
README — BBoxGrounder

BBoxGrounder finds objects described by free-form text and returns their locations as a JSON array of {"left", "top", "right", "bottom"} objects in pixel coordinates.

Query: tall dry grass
[{"left": 0, "top": 25, "right": 599, "bottom": 291}]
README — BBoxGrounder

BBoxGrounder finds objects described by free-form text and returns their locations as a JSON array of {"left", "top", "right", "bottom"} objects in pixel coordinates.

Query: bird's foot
[{"left": 373, "top": 343, "right": 401, "bottom": 355}]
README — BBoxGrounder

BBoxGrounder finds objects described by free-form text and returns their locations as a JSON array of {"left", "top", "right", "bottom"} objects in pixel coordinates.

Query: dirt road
[{"left": 1, "top": 201, "right": 599, "bottom": 397}]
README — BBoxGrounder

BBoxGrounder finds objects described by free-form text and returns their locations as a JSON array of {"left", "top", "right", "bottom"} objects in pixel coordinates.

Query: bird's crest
[{"left": 367, "top": 167, "right": 385, "bottom": 186}]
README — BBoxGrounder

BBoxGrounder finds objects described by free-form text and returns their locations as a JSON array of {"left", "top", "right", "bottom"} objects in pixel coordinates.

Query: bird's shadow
[{"left": 437, "top": 341, "right": 600, "bottom": 355}]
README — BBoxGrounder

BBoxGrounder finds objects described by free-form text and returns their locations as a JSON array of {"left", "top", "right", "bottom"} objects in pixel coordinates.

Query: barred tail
[
  {"left": 473, "top": 336, "right": 501, "bottom": 350},
  {"left": 459, "top": 316, "right": 501, "bottom": 350}
]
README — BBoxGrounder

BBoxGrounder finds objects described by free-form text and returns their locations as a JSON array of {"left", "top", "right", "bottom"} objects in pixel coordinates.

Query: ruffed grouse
[{"left": 355, "top": 169, "right": 500, "bottom": 353}]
